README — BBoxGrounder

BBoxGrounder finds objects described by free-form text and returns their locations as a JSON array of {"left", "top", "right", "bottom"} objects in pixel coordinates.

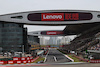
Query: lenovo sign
[
  {"left": 41, "top": 13, "right": 64, "bottom": 21},
  {"left": 46, "top": 31, "right": 63, "bottom": 35},
  {"left": 47, "top": 31, "right": 57, "bottom": 35},
  {"left": 28, "top": 12, "right": 92, "bottom": 21}
]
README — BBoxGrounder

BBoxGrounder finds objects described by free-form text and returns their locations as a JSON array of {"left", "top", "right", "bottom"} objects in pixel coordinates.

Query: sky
[{"left": 0, "top": 0, "right": 100, "bottom": 39}]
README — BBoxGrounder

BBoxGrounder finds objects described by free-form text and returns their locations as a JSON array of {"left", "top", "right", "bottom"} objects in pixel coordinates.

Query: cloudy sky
[
  {"left": 0, "top": 0, "right": 100, "bottom": 39},
  {"left": 0, "top": 0, "right": 100, "bottom": 15}
]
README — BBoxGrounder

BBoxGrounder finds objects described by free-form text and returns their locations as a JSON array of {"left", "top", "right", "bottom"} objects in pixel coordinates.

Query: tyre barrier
[
  {"left": 0, "top": 56, "right": 39, "bottom": 65},
  {"left": 90, "top": 59, "right": 100, "bottom": 63}
]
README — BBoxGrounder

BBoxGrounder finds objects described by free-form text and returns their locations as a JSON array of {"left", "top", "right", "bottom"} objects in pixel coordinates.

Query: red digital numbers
[{"left": 65, "top": 13, "right": 79, "bottom": 20}]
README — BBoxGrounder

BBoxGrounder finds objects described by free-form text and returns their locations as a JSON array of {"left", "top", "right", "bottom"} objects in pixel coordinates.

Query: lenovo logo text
[
  {"left": 43, "top": 15, "right": 62, "bottom": 19},
  {"left": 41, "top": 13, "right": 64, "bottom": 21}
]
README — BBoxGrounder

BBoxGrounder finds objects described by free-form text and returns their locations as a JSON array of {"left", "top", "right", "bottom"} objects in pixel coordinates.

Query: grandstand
[{"left": 60, "top": 23, "right": 100, "bottom": 59}]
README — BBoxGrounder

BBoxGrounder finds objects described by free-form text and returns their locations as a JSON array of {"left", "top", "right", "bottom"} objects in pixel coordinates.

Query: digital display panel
[
  {"left": 28, "top": 12, "right": 92, "bottom": 21},
  {"left": 41, "top": 31, "right": 64, "bottom": 35}
]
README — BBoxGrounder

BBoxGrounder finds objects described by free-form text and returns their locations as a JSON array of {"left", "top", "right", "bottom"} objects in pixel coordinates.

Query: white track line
[
  {"left": 64, "top": 54, "right": 74, "bottom": 62},
  {"left": 53, "top": 56, "right": 57, "bottom": 62}
]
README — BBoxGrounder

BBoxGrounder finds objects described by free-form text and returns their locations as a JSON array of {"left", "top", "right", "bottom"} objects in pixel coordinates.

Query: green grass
[
  {"left": 67, "top": 54, "right": 83, "bottom": 62},
  {"left": 34, "top": 57, "right": 45, "bottom": 63},
  {"left": 57, "top": 49, "right": 84, "bottom": 62}
]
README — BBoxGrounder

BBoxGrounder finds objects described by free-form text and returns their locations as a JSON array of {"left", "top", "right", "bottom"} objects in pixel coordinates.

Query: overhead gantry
[{"left": 0, "top": 10, "right": 100, "bottom": 36}]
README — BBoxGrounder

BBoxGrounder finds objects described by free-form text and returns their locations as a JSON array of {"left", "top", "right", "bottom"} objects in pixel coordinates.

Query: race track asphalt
[{"left": 44, "top": 48, "right": 71, "bottom": 63}]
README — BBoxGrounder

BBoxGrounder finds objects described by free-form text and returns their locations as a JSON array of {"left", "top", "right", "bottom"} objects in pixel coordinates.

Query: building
[
  {"left": 44, "top": 39, "right": 49, "bottom": 45},
  {"left": 57, "top": 39, "right": 61, "bottom": 45},
  {"left": 28, "top": 35, "right": 40, "bottom": 51},
  {"left": 23, "top": 28, "right": 28, "bottom": 52},
  {"left": 61, "top": 36, "right": 71, "bottom": 44},
  {"left": 65, "top": 36, "right": 71, "bottom": 44},
  {"left": 0, "top": 22, "right": 27, "bottom": 52},
  {"left": 40, "top": 36, "right": 45, "bottom": 45},
  {"left": 49, "top": 37, "right": 57, "bottom": 45}
]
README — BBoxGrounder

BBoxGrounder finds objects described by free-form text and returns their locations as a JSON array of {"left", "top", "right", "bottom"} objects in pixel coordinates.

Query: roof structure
[{"left": 0, "top": 10, "right": 100, "bottom": 36}]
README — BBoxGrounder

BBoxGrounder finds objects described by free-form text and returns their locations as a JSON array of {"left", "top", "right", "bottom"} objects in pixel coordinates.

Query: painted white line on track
[
  {"left": 64, "top": 54, "right": 74, "bottom": 62},
  {"left": 53, "top": 56, "right": 57, "bottom": 62},
  {"left": 44, "top": 49, "right": 49, "bottom": 62}
]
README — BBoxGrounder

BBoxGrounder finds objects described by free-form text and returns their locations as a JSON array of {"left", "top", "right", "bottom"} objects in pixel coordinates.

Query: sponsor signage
[
  {"left": 21, "top": 57, "right": 26, "bottom": 60},
  {"left": 47, "top": 31, "right": 63, "bottom": 35},
  {"left": 8, "top": 61, "right": 14, "bottom": 64},
  {"left": 0, "top": 61, "right": 6, "bottom": 64},
  {"left": 47, "top": 31, "right": 57, "bottom": 35},
  {"left": 23, "top": 60, "right": 27, "bottom": 64},
  {"left": 41, "top": 13, "right": 64, "bottom": 21},
  {"left": 13, "top": 57, "right": 19, "bottom": 61},
  {"left": 28, "top": 12, "right": 92, "bottom": 21},
  {"left": 90, "top": 60, "right": 100, "bottom": 63},
  {"left": 17, "top": 60, "right": 21, "bottom": 64},
  {"left": 41, "top": 31, "right": 64, "bottom": 35}
]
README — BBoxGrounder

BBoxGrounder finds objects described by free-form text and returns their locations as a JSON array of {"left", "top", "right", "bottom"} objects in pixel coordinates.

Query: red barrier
[
  {"left": 27, "top": 60, "right": 31, "bottom": 63},
  {"left": 0, "top": 56, "right": 39, "bottom": 65},
  {"left": 34, "top": 56, "right": 39, "bottom": 60},
  {"left": 17, "top": 60, "right": 21, "bottom": 64},
  {"left": 27, "top": 57, "right": 30, "bottom": 60},
  {"left": 90, "top": 59, "right": 100, "bottom": 63},
  {"left": 30, "top": 56, "right": 33, "bottom": 60},
  {"left": 0, "top": 61, "right": 7, "bottom": 65},
  {"left": 8, "top": 61, "right": 14, "bottom": 64},
  {"left": 21, "top": 57, "right": 26, "bottom": 60},
  {"left": 13, "top": 57, "right": 21, "bottom": 61},
  {"left": 4, "top": 61, "right": 8, "bottom": 64},
  {"left": 31, "top": 59, "right": 35, "bottom": 63},
  {"left": 23, "top": 60, "right": 27, "bottom": 64}
]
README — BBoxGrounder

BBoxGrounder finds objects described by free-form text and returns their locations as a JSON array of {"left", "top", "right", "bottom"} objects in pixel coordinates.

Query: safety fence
[
  {"left": 90, "top": 59, "right": 100, "bottom": 63},
  {"left": 0, "top": 56, "right": 39, "bottom": 65}
]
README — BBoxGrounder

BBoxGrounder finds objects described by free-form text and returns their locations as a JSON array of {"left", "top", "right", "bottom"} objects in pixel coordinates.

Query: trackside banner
[
  {"left": 46, "top": 31, "right": 63, "bottom": 35},
  {"left": 41, "top": 31, "right": 64, "bottom": 35}
]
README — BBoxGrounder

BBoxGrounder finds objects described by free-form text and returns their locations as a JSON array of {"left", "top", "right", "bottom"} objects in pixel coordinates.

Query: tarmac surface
[{"left": 44, "top": 48, "right": 71, "bottom": 63}]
